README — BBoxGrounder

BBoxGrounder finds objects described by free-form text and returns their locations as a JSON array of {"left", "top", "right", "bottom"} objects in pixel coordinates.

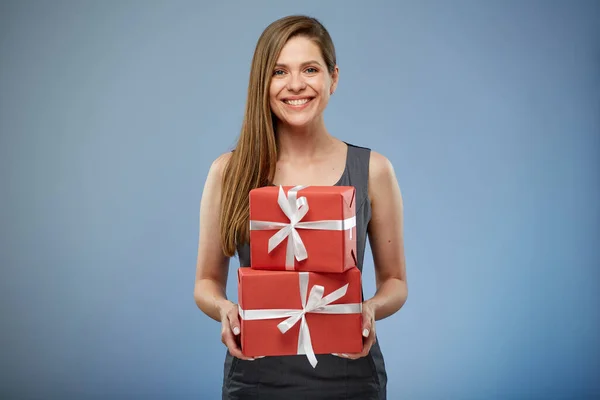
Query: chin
[
  {"left": 280, "top": 117, "right": 316, "bottom": 129},
  {"left": 275, "top": 110, "right": 320, "bottom": 128}
]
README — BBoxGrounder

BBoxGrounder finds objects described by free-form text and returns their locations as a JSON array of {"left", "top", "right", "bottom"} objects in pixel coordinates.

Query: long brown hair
[{"left": 219, "top": 15, "right": 337, "bottom": 257}]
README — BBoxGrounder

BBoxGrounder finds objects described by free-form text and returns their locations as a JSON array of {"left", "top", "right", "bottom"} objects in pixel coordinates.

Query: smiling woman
[
  {"left": 194, "top": 15, "right": 407, "bottom": 399},
  {"left": 269, "top": 37, "right": 338, "bottom": 128}
]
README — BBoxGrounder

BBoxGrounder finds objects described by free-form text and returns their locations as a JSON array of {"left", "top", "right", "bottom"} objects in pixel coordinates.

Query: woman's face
[{"left": 269, "top": 36, "right": 338, "bottom": 129}]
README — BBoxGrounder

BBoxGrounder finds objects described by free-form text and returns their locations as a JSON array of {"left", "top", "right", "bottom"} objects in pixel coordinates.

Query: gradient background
[{"left": 1, "top": 1, "right": 599, "bottom": 399}]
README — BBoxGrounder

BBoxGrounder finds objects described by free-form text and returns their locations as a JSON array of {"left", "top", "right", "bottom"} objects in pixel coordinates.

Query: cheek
[
  {"left": 315, "top": 80, "right": 331, "bottom": 101},
  {"left": 269, "top": 81, "right": 284, "bottom": 100},
  {"left": 269, "top": 83, "right": 284, "bottom": 117},
  {"left": 313, "top": 77, "right": 331, "bottom": 96}
]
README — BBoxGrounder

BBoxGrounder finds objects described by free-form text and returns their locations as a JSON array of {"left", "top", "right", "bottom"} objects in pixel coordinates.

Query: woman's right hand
[{"left": 219, "top": 300, "right": 255, "bottom": 361}]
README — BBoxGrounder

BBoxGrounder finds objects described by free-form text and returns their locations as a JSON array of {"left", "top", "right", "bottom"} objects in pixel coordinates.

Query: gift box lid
[
  {"left": 249, "top": 186, "right": 356, "bottom": 222},
  {"left": 237, "top": 267, "right": 362, "bottom": 311}
]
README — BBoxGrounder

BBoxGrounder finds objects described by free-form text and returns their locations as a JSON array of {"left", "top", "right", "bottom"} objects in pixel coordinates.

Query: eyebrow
[{"left": 275, "top": 60, "right": 324, "bottom": 68}]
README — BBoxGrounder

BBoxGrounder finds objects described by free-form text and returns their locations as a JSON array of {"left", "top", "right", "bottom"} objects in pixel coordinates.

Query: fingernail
[
  {"left": 255, "top": 356, "right": 265, "bottom": 359},
  {"left": 341, "top": 353, "right": 349, "bottom": 358},
  {"left": 331, "top": 353, "right": 339, "bottom": 356},
  {"left": 233, "top": 327, "right": 240, "bottom": 335},
  {"left": 363, "top": 329, "right": 369, "bottom": 337}
]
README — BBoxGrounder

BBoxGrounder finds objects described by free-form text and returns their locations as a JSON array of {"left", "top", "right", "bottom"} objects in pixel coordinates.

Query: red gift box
[
  {"left": 237, "top": 266, "right": 363, "bottom": 367},
  {"left": 249, "top": 185, "right": 357, "bottom": 273}
]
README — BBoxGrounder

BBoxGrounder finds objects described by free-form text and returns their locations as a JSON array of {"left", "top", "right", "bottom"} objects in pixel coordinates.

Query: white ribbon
[
  {"left": 250, "top": 185, "right": 356, "bottom": 270},
  {"left": 238, "top": 272, "right": 362, "bottom": 368}
]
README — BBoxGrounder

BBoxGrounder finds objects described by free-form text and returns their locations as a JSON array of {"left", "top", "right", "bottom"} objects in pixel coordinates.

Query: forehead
[{"left": 277, "top": 36, "right": 324, "bottom": 64}]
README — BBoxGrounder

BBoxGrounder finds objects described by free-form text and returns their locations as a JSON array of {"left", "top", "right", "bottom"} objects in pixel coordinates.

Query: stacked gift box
[{"left": 237, "top": 185, "right": 363, "bottom": 368}]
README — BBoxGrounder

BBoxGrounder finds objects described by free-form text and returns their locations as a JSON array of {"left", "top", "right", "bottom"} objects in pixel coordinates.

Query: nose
[{"left": 287, "top": 72, "right": 306, "bottom": 92}]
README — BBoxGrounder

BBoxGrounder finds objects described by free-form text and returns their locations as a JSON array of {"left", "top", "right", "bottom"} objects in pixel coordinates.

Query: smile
[{"left": 282, "top": 98, "right": 313, "bottom": 106}]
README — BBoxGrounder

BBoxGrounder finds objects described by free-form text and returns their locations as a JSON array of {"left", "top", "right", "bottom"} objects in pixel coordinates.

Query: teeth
[{"left": 284, "top": 98, "right": 310, "bottom": 106}]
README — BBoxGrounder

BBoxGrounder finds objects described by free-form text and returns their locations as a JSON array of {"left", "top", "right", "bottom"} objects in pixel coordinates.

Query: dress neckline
[{"left": 270, "top": 142, "right": 349, "bottom": 187}]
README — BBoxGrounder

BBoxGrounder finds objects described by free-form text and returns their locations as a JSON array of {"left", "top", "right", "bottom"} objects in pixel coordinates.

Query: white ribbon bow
[
  {"left": 238, "top": 272, "right": 362, "bottom": 368},
  {"left": 250, "top": 185, "right": 356, "bottom": 270}
]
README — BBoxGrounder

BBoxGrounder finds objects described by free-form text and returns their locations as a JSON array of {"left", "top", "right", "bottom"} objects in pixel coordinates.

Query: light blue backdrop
[{"left": 1, "top": 1, "right": 598, "bottom": 399}]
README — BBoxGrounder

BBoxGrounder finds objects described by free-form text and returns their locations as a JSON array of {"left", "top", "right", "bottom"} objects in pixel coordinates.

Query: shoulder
[
  {"left": 204, "top": 152, "right": 233, "bottom": 194},
  {"left": 210, "top": 152, "right": 233, "bottom": 175},
  {"left": 206, "top": 152, "right": 233, "bottom": 181},
  {"left": 369, "top": 150, "right": 396, "bottom": 184},
  {"left": 343, "top": 142, "right": 396, "bottom": 191},
  {"left": 345, "top": 142, "right": 371, "bottom": 152},
  {"left": 344, "top": 142, "right": 394, "bottom": 180},
  {"left": 368, "top": 150, "right": 401, "bottom": 204}
]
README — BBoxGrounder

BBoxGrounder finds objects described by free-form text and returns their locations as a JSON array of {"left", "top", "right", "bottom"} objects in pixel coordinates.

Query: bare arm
[
  {"left": 193, "top": 153, "right": 253, "bottom": 360},
  {"left": 366, "top": 151, "right": 408, "bottom": 321},
  {"left": 343, "top": 151, "right": 408, "bottom": 359},
  {"left": 194, "top": 153, "right": 232, "bottom": 321}
]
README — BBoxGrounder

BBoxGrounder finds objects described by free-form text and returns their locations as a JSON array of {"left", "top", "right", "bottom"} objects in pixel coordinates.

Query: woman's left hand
[{"left": 333, "top": 300, "right": 376, "bottom": 359}]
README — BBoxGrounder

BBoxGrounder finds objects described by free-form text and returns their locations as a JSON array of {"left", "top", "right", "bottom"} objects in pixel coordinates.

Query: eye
[
  {"left": 273, "top": 69, "right": 286, "bottom": 76},
  {"left": 305, "top": 67, "right": 318, "bottom": 74}
]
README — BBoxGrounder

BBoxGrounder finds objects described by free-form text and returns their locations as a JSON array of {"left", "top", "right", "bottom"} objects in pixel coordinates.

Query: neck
[{"left": 275, "top": 118, "right": 335, "bottom": 161}]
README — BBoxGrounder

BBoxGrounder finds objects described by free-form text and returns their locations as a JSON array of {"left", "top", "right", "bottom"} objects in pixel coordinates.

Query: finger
[
  {"left": 227, "top": 306, "right": 241, "bottom": 336},
  {"left": 221, "top": 316, "right": 234, "bottom": 343},
  {"left": 363, "top": 332, "right": 375, "bottom": 354},
  {"left": 345, "top": 330, "right": 376, "bottom": 360},
  {"left": 221, "top": 320, "right": 254, "bottom": 361},
  {"left": 344, "top": 346, "right": 371, "bottom": 360},
  {"left": 358, "top": 330, "right": 376, "bottom": 357},
  {"left": 223, "top": 331, "right": 254, "bottom": 361},
  {"left": 331, "top": 353, "right": 350, "bottom": 358},
  {"left": 362, "top": 314, "right": 373, "bottom": 338}
]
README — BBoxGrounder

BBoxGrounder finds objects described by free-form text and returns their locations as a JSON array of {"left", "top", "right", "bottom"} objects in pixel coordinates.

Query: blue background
[{"left": 1, "top": 1, "right": 599, "bottom": 399}]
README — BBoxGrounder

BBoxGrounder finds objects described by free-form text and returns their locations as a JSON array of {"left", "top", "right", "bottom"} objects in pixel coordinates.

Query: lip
[
  {"left": 281, "top": 97, "right": 314, "bottom": 110},
  {"left": 281, "top": 96, "right": 314, "bottom": 101}
]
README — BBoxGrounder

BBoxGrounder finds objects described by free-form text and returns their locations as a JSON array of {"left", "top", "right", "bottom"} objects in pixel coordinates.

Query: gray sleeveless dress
[{"left": 222, "top": 143, "right": 388, "bottom": 399}]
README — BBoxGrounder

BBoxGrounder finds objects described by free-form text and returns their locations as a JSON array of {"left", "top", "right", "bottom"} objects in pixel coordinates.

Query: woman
[{"left": 194, "top": 15, "right": 407, "bottom": 399}]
